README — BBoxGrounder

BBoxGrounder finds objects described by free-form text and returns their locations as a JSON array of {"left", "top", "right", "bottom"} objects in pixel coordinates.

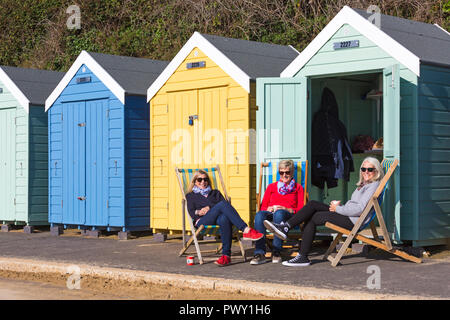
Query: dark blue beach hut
[{"left": 45, "top": 51, "right": 168, "bottom": 238}]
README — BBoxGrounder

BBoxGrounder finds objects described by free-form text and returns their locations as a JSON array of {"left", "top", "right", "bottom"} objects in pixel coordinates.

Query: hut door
[
  {"left": 383, "top": 64, "right": 400, "bottom": 160},
  {"left": 85, "top": 99, "right": 109, "bottom": 226},
  {"left": 168, "top": 89, "right": 198, "bottom": 230},
  {"left": 168, "top": 87, "right": 228, "bottom": 230},
  {"left": 257, "top": 77, "right": 308, "bottom": 162},
  {"left": 198, "top": 86, "right": 227, "bottom": 168},
  {"left": 62, "top": 101, "right": 86, "bottom": 225},
  {"left": 0, "top": 108, "right": 16, "bottom": 221},
  {"left": 383, "top": 64, "right": 401, "bottom": 240}
]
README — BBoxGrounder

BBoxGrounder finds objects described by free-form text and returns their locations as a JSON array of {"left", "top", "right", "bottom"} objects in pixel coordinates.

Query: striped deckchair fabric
[
  {"left": 257, "top": 160, "right": 308, "bottom": 211},
  {"left": 178, "top": 167, "right": 221, "bottom": 197},
  {"left": 323, "top": 158, "right": 422, "bottom": 266},
  {"left": 175, "top": 165, "right": 245, "bottom": 264},
  {"left": 256, "top": 160, "right": 309, "bottom": 242},
  {"left": 358, "top": 158, "right": 395, "bottom": 232}
]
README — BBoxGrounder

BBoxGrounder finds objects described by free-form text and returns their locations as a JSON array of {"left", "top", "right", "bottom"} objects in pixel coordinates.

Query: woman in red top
[{"left": 250, "top": 160, "right": 304, "bottom": 265}]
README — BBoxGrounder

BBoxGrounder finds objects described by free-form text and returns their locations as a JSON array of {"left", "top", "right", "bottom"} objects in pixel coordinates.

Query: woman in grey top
[{"left": 264, "top": 157, "right": 384, "bottom": 266}]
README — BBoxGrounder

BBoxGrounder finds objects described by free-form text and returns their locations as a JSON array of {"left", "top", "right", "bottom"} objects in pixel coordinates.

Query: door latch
[
  {"left": 188, "top": 115, "right": 198, "bottom": 126},
  {"left": 77, "top": 196, "right": 86, "bottom": 201},
  {"left": 78, "top": 122, "right": 86, "bottom": 127}
]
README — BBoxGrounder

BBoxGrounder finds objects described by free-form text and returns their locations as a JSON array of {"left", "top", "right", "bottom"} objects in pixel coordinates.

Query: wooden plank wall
[{"left": 416, "top": 65, "right": 450, "bottom": 243}]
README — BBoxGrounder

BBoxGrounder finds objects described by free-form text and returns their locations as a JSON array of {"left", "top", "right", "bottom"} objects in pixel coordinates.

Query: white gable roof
[
  {"left": 281, "top": 6, "right": 421, "bottom": 77},
  {"left": 147, "top": 32, "right": 250, "bottom": 102},
  {"left": 0, "top": 67, "right": 30, "bottom": 111},
  {"left": 45, "top": 50, "right": 125, "bottom": 111},
  {"left": 0, "top": 66, "right": 63, "bottom": 113}
]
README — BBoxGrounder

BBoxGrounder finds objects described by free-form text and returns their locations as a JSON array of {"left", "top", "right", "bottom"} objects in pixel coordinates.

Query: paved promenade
[{"left": 0, "top": 229, "right": 448, "bottom": 299}]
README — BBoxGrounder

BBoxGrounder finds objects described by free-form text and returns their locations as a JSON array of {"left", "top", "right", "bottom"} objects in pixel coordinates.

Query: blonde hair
[
  {"left": 187, "top": 169, "right": 211, "bottom": 193},
  {"left": 356, "top": 157, "right": 384, "bottom": 187},
  {"left": 279, "top": 160, "right": 295, "bottom": 175}
]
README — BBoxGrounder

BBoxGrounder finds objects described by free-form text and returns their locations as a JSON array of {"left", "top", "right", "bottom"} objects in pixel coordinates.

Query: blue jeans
[
  {"left": 197, "top": 200, "right": 247, "bottom": 256},
  {"left": 254, "top": 209, "right": 293, "bottom": 255}
]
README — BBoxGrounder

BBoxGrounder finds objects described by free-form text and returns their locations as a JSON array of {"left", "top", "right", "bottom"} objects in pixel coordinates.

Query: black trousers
[{"left": 287, "top": 200, "right": 354, "bottom": 256}]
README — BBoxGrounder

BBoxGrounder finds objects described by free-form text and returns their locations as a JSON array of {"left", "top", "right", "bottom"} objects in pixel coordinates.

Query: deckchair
[
  {"left": 256, "top": 161, "right": 309, "bottom": 242},
  {"left": 175, "top": 165, "right": 246, "bottom": 264},
  {"left": 323, "top": 159, "right": 422, "bottom": 266}
]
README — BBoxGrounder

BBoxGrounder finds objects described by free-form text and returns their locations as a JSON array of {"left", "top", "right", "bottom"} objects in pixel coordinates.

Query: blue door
[
  {"left": 85, "top": 98, "right": 109, "bottom": 226},
  {"left": 62, "top": 101, "right": 86, "bottom": 225}
]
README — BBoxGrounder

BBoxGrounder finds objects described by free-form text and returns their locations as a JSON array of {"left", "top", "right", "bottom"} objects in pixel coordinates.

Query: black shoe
[
  {"left": 282, "top": 253, "right": 311, "bottom": 267},
  {"left": 250, "top": 253, "right": 266, "bottom": 265},
  {"left": 263, "top": 220, "right": 288, "bottom": 240}
]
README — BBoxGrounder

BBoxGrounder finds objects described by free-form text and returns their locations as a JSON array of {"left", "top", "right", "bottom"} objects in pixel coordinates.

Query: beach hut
[
  {"left": 147, "top": 32, "right": 298, "bottom": 237},
  {"left": 256, "top": 6, "right": 450, "bottom": 247},
  {"left": 45, "top": 51, "right": 168, "bottom": 238},
  {"left": 0, "top": 66, "right": 64, "bottom": 232}
]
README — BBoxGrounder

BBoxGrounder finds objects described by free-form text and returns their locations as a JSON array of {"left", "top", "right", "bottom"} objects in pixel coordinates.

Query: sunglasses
[
  {"left": 279, "top": 171, "right": 291, "bottom": 176},
  {"left": 196, "top": 177, "right": 209, "bottom": 183},
  {"left": 360, "top": 167, "right": 376, "bottom": 173}
]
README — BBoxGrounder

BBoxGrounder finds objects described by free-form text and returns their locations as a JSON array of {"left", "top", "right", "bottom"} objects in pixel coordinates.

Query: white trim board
[
  {"left": 434, "top": 23, "right": 450, "bottom": 36},
  {"left": 147, "top": 32, "right": 250, "bottom": 102},
  {"left": 281, "top": 6, "right": 421, "bottom": 78},
  {"left": 45, "top": 50, "right": 125, "bottom": 111},
  {"left": 0, "top": 67, "right": 31, "bottom": 113}
]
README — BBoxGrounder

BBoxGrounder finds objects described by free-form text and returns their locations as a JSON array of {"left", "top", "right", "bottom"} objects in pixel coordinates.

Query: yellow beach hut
[{"left": 147, "top": 32, "right": 298, "bottom": 236}]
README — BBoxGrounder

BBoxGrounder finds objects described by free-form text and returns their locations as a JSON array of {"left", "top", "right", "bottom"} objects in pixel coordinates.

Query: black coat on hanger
[{"left": 311, "top": 87, "right": 354, "bottom": 189}]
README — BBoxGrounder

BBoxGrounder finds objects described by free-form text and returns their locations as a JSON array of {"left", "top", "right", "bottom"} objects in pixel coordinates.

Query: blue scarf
[
  {"left": 193, "top": 185, "right": 211, "bottom": 197},
  {"left": 277, "top": 179, "right": 296, "bottom": 195}
]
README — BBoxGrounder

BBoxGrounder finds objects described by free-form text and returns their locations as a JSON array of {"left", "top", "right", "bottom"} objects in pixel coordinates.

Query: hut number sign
[
  {"left": 333, "top": 40, "right": 359, "bottom": 50},
  {"left": 187, "top": 61, "right": 206, "bottom": 69}
]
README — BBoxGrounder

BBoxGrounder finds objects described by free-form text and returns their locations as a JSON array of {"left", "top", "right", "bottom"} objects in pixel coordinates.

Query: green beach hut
[
  {"left": 0, "top": 66, "right": 64, "bottom": 232},
  {"left": 256, "top": 6, "right": 450, "bottom": 247}
]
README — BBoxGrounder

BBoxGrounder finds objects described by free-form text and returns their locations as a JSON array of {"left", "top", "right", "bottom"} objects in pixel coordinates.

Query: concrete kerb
[{"left": 0, "top": 257, "right": 434, "bottom": 300}]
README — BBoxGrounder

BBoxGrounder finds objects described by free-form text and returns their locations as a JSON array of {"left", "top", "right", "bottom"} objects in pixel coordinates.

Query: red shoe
[
  {"left": 214, "top": 255, "right": 231, "bottom": 266},
  {"left": 242, "top": 228, "right": 264, "bottom": 241}
]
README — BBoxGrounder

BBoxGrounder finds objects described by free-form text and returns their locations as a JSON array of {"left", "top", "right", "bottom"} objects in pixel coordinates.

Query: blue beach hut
[
  {"left": 45, "top": 51, "right": 168, "bottom": 238},
  {"left": 0, "top": 66, "right": 64, "bottom": 232}
]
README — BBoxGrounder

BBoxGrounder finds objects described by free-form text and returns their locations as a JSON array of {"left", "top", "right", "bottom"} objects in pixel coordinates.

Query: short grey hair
[{"left": 279, "top": 160, "right": 295, "bottom": 174}]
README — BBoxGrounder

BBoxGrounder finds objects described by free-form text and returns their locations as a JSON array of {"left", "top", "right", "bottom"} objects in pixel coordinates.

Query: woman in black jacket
[{"left": 186, "top": 169, "right": 263, "bottom": 266}]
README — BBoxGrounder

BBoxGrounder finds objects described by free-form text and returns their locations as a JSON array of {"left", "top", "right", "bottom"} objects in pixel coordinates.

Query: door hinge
[
  {"left": 14, "top": 198, "right": 16, "bottom": 206},
  {"left": 61, "top": 113, "right": 63, "bottom": 121},
  {"left": 226, "top": 98, "right": 228, "bottom": 108},
  {"left": 106, "top": 200, "right": 109, "bottom": 208},
  {"left": 166, "top": 104, "right": 168, "bottom": 113},
  {"left": 106, "top": 109, "right": 109, "bottom": 118},
  {"left": 61, "top": 200, "right": 63, "bottom": 208},
  {"left": 167, "top": 202, "right": 169, "bottom": 210}
]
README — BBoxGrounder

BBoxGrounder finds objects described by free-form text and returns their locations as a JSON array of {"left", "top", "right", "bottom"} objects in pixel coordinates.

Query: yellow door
[
  {"left": 168, "top": 89, "right": 198, "bottom": 231},
  {"left": 198, "top": 86, "right": 228, "bottom": 170},
  {"left": 168, "top": 86, "right": 228, "bottom": 231}
]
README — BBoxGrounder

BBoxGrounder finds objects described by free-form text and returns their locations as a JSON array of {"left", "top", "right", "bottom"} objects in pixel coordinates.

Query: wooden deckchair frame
[
  {"left": 175, "top": 165, "right": 246, "bottom": 265},
  {"left": 323, "top": 159, "right": 422, "bottom": 266}
]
